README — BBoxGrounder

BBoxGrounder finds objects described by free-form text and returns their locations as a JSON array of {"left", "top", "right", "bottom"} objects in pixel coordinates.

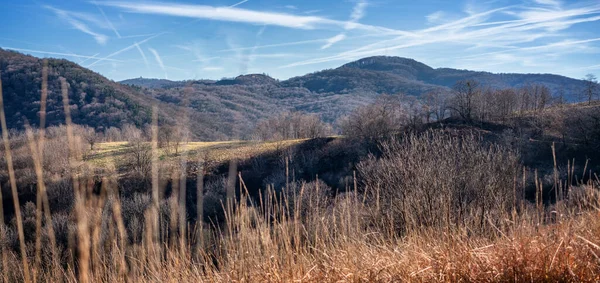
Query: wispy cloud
[
  {"left": 148, "top": 47, "right": 168, "bottom": 79},
  {"left": 78, "top": 53, "right": 100, "bottom": 65},
  {"left": 46, "top": 6, "right": 109, "bottom": 45},
  {"left": 192, "top": 56, "right": 221, "bottom": 62},
  {"left": 321, "top": 0, "right": 368, "bottom": 49},
  {"left": 134, "top": 42, "right": 149, "bottom": 69},
  {"left": 93, "top": 1, "right": 122, "bottom": 38},
  {"left": 426, "top": 11, "right": 446, "bottom": 24},
  {"left": 86, "top": 33, "right": 163, "bottom": 67},
  {"left": 534, "top": 0, "right": 562, "bottom": 9},
  {"left": 1, "top": 47, "right": 121, "bottom": 61},
  {"left": 230, "top": 0, "right": 250, "bottom": 8},
  {"left": 346, "top": 0, "right": 368, "bottom": 29},
  {"left": 203, "top": 66, "right": 225, "bottom": 71},
  {"left": 102, "top": 1, "right": 326, "bottom": 29},
  {"left": 100, "top": 1, "right": 408, "bottom": 35},
  {"left": 220, "top": 38, "right": 329, "bottom": 52},
  {"left": 283, "top": 1, "right": 600, "bottom": 68},
  {"left": 321, "top": 34, "right": 347, "bottom": 49}
]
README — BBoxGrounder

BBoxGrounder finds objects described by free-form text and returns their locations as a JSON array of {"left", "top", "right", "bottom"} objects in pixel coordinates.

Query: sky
[{"left": 1, "top": 0, "right": 599, "bottom": 81}]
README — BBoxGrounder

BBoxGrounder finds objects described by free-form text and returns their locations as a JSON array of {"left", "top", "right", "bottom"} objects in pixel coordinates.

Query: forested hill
[
  {"left": 1, "top": 48, "right": 589, "bottom": 141},
  {"left": 281, "top": 56, "right": 587, "bottom": 100},
  {"left": 0, "top": 49, "right": 229, "bottom": 140},
  {"left": 0, "top": 48, "right": 155, "bottom": 130},
  {"left": 123, "top": 56, "right": 587, "bottom": 102}
]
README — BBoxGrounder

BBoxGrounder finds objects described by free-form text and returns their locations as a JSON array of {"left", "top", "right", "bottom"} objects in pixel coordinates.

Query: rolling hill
[{"left": 1, "top": 48, "right": 589, "bottom": 141}]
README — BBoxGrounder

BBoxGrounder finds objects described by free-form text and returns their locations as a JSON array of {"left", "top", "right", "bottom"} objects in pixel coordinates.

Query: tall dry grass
[{"left": 0, "top": 74, "right": 599, "bottom": 283}]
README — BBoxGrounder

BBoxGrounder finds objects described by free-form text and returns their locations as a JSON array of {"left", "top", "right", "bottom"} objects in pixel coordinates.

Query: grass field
[{"left": 86, "top": 139, "right": 309, "bottom": 169}]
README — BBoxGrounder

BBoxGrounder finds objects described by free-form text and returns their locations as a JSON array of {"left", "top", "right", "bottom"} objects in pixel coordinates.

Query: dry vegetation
[{"left": 1, "top": 70, "right": 600, "bottom": 283}]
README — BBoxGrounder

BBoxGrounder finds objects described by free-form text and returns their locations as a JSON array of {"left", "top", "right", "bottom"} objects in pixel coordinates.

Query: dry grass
[
  {"left": 87, "top": 140, "right": 306, "bottom": 169},
  {"left": 1, "top": 74, "right": 600, "bottom": 283},
  {"left": 1, "top": 182, "right": 598, "bottom": 282}
]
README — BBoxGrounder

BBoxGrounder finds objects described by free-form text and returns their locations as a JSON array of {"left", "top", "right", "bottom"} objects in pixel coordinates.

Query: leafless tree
[
  {"left": 449, "top": 80, "right": 480, "bottom": 122},
  {"left": 104, "top": 127, "right": 122, "bottom": 142},
  {"left": 422, "top": 90, "right": 449, "bottom": 122},
  {"left": 82, "top": 126, "right": 98, "bottom": 150},
  {"left": 125, "top": 135, "right": 152, "bottom": 177},
  {"left": 122, "top": 124, "right": 144, "bottom": 142},
  {"left": 339, "top": 94, "right": 408, "bottom": 141},
  {"left": 583, "top": 74, "right": 599, "bottom": 105},
  {"left": 253, "top": 112, "right": 331, "bottom": 141}
]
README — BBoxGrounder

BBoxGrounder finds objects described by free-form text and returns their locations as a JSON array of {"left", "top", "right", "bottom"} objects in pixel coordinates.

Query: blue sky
[{"left": 1, "top": 0, "right": 599, "bottom": 81}]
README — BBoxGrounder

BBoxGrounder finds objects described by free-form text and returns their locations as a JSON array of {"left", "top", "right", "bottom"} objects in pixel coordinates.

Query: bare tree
[
  {"left": 82, "top": 126, "right": 98, "bottom": 150},
  {"left": 449, "top": 80, "right": 480, "bottom": 121},
  {"left": 422, "top": 90, "right": 449, "bottom": 122},
  {"left": 492, "top": 88, "right": 518, "bottom": 122},
  {"left": 583, "top": 74, "right": 599, "bottom": 105},
  {"left": 125, "top": 135, "right": 152, "bottom": 177},
  {"left": 104, "top": 127, "right": 122, "bottom": 142},
  {"left": 339, "top": 94, "right": 408, "bottom": 142},
  {"left": 253, "top": 112, "right": 331, "bottom": 141},
  {"left": 122, "top": 124, "right": 144, "bottom": 142}
]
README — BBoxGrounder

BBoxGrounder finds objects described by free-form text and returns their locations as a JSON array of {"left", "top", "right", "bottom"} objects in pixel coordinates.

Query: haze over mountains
[{"left": 0, "top": 49, "right": 588, "bottom": 140}]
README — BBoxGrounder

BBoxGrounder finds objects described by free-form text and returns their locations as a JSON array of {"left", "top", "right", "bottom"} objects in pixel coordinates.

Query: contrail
[
  {"left": 78, "top": 53, "right": 100, "bottom": 65},
  {"left": 230, "top": 0, "right": 249, "bottom": 8},
  {"left": 94, "top": 1, "right": 122, "bottom": 38},
  {"left": 148, "top": 47, "right": 168, "bottom": 79},
  {"left": 134, "top": 42, "right": 149, "bottom": 69},
  {"left": 1, "top": 47, "right": 121, "bottom": 61},
  {"left": 86, "top": 33, "right": 164, "bottom": 67}
]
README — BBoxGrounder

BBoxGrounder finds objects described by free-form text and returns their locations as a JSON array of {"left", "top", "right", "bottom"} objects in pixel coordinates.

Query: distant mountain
[
  {"left": 282, "top": 56, "right": 586, "bottom": 100},
  {"left": 1, "top": 49, "right": 589, "bottom": 141}
]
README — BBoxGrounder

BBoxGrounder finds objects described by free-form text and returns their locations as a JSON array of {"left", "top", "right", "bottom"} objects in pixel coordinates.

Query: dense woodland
[{"left": 0, "top": 49, "right": 599, "bottom": 281}]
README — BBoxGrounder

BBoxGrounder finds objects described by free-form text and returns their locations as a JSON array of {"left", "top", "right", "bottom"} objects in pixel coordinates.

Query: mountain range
[{"left": 0, "top": 49, "right": 588, "bottom": 140}]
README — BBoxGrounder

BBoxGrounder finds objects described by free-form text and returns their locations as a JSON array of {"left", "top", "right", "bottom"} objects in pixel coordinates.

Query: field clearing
[{"left": 87, "top": 139, "right": 309, "bottom": 168}]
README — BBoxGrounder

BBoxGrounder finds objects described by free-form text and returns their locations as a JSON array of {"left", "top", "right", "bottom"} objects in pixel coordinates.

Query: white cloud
[
  {"left": 46, "top": 6, "right": 109, "bottom": 45},
  {"left": 100, "top": 1, "right": 408, "bottom": 35},
  {"left": 192, "top": 56, "right": 221, "bottom": 62},
  {"left": 426, "top": 11, "right": 446, "bottom": 24},
  {"left": 533, "top": 0, "right": 562, "bottom": 9},
  {"left": 323, "top": 0, "right": 369, "bottom": 49},
  {"left": 134, "top": 42, "right": 149, "bottom": 69},
  {"left": 103, "top": 2, "right": 327, "bottom": 29},
  {"left": 1, "top": 47, "right": 120, "bottom": 61},
  {"left": 283, "top": 1, "right": 600, "bottom": 69},
  {"left": 148, "top": 47, "right": 168, "bottom": 79},
  {"left": 321, "top": 34, "right": 347, "bottom": 49},
  {"left": 94, "top": 1, "right": 122, "bottom": 38},
  {"left": 86, "top": 33, "right": 163, "bottom": 67},
  {"left": 203, "top": 66, "right": 225, "bottom": 71},
  {"left": 230, "top": 0, "right": 250, "bottom": 8},
  {"left": 350, "top": 1, "right": 368, "bottom": 23}
]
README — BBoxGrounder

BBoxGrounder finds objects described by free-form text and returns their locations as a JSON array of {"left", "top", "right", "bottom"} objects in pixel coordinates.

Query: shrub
[{"left": 357, "top": 130, "right": 521, "bottom": 235}]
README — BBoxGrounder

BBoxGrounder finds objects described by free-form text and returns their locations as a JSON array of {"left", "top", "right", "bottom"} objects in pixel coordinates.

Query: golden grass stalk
[
  {"left": 24, "top": 124, "right": 58, "bottom": 277},
  {"left": 60, "top": 77, "right": 90, "bottom": 283},
  {"left": 0, "top": 74, "right": 31, "bottom": 283}
]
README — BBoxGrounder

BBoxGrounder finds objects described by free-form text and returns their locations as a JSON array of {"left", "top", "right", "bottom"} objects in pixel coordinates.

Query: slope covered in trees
[
  {"left": 0, "top": 49, "right": 232, "bottom": 140},
  {"left": 1, "top": 48, "right": 591, "bottom": 141},
  {"left": 283, "top": 56, "right": 587, "bottom": 100}
]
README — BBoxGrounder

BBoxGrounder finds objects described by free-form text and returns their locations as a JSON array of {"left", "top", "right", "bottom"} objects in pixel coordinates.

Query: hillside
[
  {"left": 2, "top": 49, "right": 590, "bottom": 141},
  {"left": 283, "top": 56, "right": 587, "bottom": 100},
  {"left": 0, "top": 49, "right": 154, "bottom": 130},
  {"left": 0, "top": 49, "right": 233, "bottom": 140}
]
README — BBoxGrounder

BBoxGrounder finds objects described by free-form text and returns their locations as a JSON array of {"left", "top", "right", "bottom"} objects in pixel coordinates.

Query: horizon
[{"left": 1, "top": 0, "right": 599, "bottom": 81}]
